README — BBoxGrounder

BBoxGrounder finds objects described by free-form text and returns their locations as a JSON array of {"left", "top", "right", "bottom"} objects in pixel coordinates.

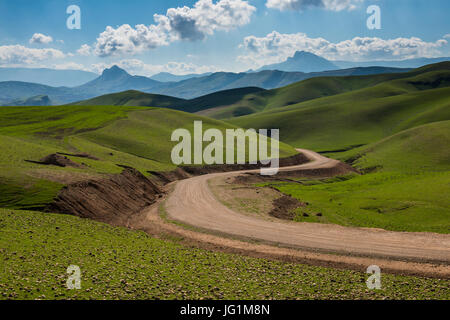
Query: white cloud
[
  {"left": 91, "top": 59, "right": 219, "bottom": 76},
  {"left": 77, "top": 44, "right": 92, "bottom": 56},
  {"left": 238, "top": 31, "right": 448, "bottom": 67},
  {"left": 0, "top": 45, "right": 65, "bottom": 66},
  {"left": 444, "top": 34, "right": 450, "bottom": 39},
  {"left": 29, "top": 33, "right": 53, "bottom": 44},
  {"left": 94, "top": 0, "right": 256, "bottom": 57},
  {"left": 51, "top": 62, "right": 91, "bottom": 72},
  {"left": 266, "top": 0, "right": 364, "bottom": 11}
]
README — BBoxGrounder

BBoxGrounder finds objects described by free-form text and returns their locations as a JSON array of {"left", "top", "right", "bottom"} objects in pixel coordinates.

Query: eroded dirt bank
[
  {"left": 47, "top": 167, "right": 164, "bottom": 226},
  {"left": 46, "top": 152, "right": 311, "bottom": 226}
]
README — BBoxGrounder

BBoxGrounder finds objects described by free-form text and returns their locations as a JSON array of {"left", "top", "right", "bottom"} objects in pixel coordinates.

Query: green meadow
[
  {"left": 1, "top": 208, "right": 448, "bottom": 300},
  {"left": 263, "top": 121, "right": 450, "bottom": 233}
]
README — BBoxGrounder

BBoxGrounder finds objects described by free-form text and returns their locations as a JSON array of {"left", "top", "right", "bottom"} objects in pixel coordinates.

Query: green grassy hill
[
  {"left": 263, "top": 121, "right": 450, "bottom": 233},
  {"left": 338, "top": 120, "right": 450, "bottom": 173},
  {"left": 234, "top": 63, "right": 450, "bottom": 234},
  {"left": 0, "top": 105, "right": 296, "bottom": 210},
  {"left": 198, "top": 62, "right": 450, "bottom": 119},
  {"left": 230, "top": 63, "right": 450, "bottom": 151},
  {"left": 71, "top": 87, "right": 267, "bottom": 116},
  {"left": 71, "top": 90, "right": 186, "bottom": 108},
  {"left": 68, "top": 65, "right": 419, "bottom": 120}
]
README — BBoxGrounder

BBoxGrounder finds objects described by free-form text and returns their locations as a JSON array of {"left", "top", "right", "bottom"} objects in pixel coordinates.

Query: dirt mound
[
  {"left": 148, "top": 168, "right": 192, "bottom": 185},
  {"left": 57, "top": 152, "right": 100, "bottom": 160},
  {"left": 26, "top": 154, "right": 84, "bottom": 168},
  {"left": 182, "top": 153, "right": 310, "bottom": 176},
  {"left": 278, "top": 161, "right": 359, "bottom": 178},
  {"left": 47, "top": 168, "right": 163, "bottom": 226},
  {"left": 269, "top": 195, "right": 305, "bottom": 220}
]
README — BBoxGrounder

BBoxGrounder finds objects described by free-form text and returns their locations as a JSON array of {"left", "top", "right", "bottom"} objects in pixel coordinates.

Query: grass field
[
  {"left": 1, "top": 208, "right": 448, "bottom": 300},
  {"left": 0, "top": 105, "right": 296, "bottom": 211},
  {"left": 268, "top": 172, "right": 449, "bottom": 233}
]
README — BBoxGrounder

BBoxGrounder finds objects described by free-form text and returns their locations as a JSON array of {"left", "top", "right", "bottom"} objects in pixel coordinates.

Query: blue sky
[{"left": 0, "top": 0, "right": 448, "bottom": 75}]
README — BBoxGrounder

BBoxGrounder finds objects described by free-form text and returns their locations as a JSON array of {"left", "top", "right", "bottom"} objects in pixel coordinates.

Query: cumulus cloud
[
  {"left": 0, "top": 45, "right": 65, "bottom": 66},
  {"left": 266, "top": 0, "right": 364, "bottom": 11},
  {"left": 238, "top": 31, "right": 448, "bottom": 67},
  {"left": 29, "top": 33, "right": 53, "bottom": 44},
  {"left": 77, "top": 44, "right": 92, "bottom": 56},
  {"left": 94, "top": 0, "right": 256, "bottom": 57},
  {"left": 91, "top": 59, "right": 219, "bottom": 76}
]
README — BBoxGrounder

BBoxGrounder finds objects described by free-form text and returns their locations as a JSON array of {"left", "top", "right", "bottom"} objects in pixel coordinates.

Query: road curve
[{"left": 164, "top": 149, "right": 450, "bottom": 264}]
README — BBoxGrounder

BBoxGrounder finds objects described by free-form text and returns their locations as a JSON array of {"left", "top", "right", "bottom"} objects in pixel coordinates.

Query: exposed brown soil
[
  {"left": 47, "top": 167, "right": 163, "bottom": 226},
  {"left": 25, "top": 154, "right": 85, "bottom": 168},
  {"left": 57, "top": 152, "right": 100, "bottom": 160},
  {"left": 129, "top": 200, "right": 450, "bottom": 279},
  {"left": 26, "top": 169, "right": 103, "bottom": 185},
  {"left": 269, "top": 195, "right": 305, "bottom": 220},
  {"left": 180, "top": 152, "right": 310, "bottom": 176},
  {"left": 148, "top": 168, "right": 192, "bottom": 185},
  {"left": 208, "top": 175, "right": 281, "bottom": 219},
  {"left": 45, "top": 152, "right": 310, "bottom": 228}
]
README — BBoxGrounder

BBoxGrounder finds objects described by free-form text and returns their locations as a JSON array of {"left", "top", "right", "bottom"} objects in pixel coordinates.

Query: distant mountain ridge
[
  {"left": 255, "top": 51, "right": 450, "bottom": 73},
  {"left": 0, "top": 67, "right": 98, "bottom": 87},
  {"left": 150, "top": 72, "right": 213, "bottom": 82},
  {"left": 257, "top": 51, "right": 338, "bottom": 73},
  {"left": 334, "top": 57, "right": 450, "bottom": 69},
  {"left": 0, "top": 64, "right": 411, "bottom": 105}
]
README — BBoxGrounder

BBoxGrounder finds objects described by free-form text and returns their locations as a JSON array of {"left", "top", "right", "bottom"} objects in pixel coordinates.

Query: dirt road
[{"left": 158, "top": 149, "right": 450, "bottom": 275}]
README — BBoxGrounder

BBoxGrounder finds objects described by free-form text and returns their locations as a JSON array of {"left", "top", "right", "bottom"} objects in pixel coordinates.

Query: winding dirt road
[{"left": 158, "top": 149, "right": 450, "bottom": 276}]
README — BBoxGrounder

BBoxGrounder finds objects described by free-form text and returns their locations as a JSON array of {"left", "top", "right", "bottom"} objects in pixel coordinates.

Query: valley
[{"left": 0, "top": 61, "right": 449, "bottom": 300}]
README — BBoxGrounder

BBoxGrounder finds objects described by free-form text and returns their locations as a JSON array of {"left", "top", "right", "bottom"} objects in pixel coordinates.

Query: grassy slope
[
  {"left": 71, "top": 90, "right": 187, "bottom": 108},
  {"left": 228, "top": 63, "right": 450, "bottom": 233},
  {"left": 0, "top": 105, "right": 296, "bottom": 210},
  {"left": 202, "top": 62, "right": 450, "bottom": 120},
  {"left": 72, "top": 87, "right": 268, "bottom": 117},
  {"left": 231, "top": 68, "right": 450, "bottom": 151},
  {"left": 1, "top": 208, "right": 448, "bottom": 300},
  {"left": 266, "top": 121, "right": 450, "bottom": 233}
]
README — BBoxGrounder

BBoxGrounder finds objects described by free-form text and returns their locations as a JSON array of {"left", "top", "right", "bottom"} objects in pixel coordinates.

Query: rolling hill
[
  {"left": 0, "top": 105, "right": 296, "bottom": 211},
  {"left": 226, "top": 62, "right": 450, "bottom": 152},
  {"left": 71, "top": 87, "right": 267, "bottom": 115},
  {"left": 71, "top": 90, "right": 186, "bottom": 108}
]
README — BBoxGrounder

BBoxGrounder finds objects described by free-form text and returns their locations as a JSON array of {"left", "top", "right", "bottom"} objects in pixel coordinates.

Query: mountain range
[
  {"left": 150, "top": 72, "right": 213, "bottom": 82},
  {"left": 0, "top": 64, "right": 411, "bottom": 105},
  {"left": 255, "top": 51, "right": 449, "bottom": 73},
  {"left": 69, "top": 62, "right": 450, "bottom": 120}
]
